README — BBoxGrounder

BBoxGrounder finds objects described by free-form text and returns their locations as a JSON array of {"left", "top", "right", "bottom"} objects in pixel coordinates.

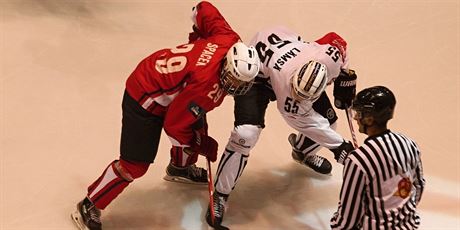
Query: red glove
[{"left": 191, "top": 134, "right": 218, "bottom": 162}]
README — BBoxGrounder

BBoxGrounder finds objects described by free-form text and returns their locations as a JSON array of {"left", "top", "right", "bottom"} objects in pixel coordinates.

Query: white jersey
[{"left": 249, "top": 26, "right": 348, "bottom": 149}]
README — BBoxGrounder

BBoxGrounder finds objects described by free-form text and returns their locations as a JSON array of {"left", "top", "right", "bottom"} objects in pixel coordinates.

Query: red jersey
[{"left": 125, "top": 1, "right": 240, "bottom": 147}]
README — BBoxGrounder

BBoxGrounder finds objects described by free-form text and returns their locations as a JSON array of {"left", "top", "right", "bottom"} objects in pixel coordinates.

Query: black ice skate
[
  {"left": 288, "top": 133, "right": 332, "bottom": 175},
  {"left": 206, "top": 191, "right": 229, "bottom": 230},
  {"left": 71, "top": 197, "right": 102, "bottom": 230},
  {"left": 163, "top": 163, "right": 207, "bottom": 185}
]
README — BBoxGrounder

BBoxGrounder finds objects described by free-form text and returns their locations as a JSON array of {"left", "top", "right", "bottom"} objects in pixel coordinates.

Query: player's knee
[
  {"left": 227, "top": 124, "right": 262, "bottom": 155},
  {"left": 115, "top": 159, "right": 150, "bottom": 181}
]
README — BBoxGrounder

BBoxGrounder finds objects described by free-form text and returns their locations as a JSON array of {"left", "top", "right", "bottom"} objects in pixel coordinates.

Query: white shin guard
[
  {"left": 214, "top": 125, "right": 261, "bottom": 194},
  {"left": 214, "top": 149, "right": 248, "bottom": 195}
]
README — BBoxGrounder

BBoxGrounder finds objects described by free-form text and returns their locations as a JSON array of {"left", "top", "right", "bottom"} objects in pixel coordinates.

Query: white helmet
[
  {"left": 291, "top": 60, "right": 328, "bottom": 101},
  {"left": 220, "top": 42, "right": 260, "bottom": 96}
]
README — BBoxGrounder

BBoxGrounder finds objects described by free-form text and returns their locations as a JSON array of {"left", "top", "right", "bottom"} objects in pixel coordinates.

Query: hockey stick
[
  {"left": 191, "top": 128, "right": 216, "bottom": 226},
  {"left": 345, "top": 108, "right": 359, "bottom": 148},
  {"left": 206, "top": 158, "right": 216, "bottom": 225}
]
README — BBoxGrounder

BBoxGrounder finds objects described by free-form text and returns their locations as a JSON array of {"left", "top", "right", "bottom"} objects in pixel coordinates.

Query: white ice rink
[{"left": 1, "top": 0, "right": 459, "bottom": 229}]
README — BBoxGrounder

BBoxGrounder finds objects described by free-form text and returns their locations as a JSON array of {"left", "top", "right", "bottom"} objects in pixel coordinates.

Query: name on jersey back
[
  {"left": 196, "top": 43, "right": 218, "bottom": 66},
  {"left": 273, "top": 47, "right": 301, "bottom": 71}
]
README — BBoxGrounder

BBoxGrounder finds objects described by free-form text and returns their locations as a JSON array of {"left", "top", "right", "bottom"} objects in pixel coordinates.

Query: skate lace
[
  {"left": 88, "top": 205, "right": 102, "bottom": 224},
  {"left": 188, "top": 164, "right": 204, "bottom": 178},
  {"left": 213, "top": 196, "right": 226, "bottom": 218},
  {"left": 306, "top": 155, "right": 324, "bottom": 167}
]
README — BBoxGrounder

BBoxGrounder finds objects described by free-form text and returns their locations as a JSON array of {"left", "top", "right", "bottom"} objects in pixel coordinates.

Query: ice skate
[
  {"left": 292, "top": 151, "right": 333, "bottom": 174},
  {"left": 163, "top": 163, "right": 208, "bottom": 185},
  {"left": 71, "top": 197, "right": 102, "bottom": 230},
  {"left": 289, "top": 133, "right": 332, "bottom": 175},
  {"left": 206, "top": 191, "right": 229, "bottom": 230}
]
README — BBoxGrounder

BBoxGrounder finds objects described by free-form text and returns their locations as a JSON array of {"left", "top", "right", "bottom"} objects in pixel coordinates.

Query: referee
[{"left": 331, "top": 86, "right": 425, "bottom": 230}]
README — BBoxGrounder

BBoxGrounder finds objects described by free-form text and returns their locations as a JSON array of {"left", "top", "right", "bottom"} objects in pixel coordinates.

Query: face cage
[{"left": 220, "top": 70, "right": 254, "bottom": 96}]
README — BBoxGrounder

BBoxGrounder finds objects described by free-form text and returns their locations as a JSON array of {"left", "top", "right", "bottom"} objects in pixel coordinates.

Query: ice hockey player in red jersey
[{"left": 71, "top": 2, "right": 259, "bottom": 230}]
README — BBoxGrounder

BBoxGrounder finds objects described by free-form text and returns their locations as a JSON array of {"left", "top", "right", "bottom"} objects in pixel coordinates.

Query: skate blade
[
  {"left": 163, "top": 175, "right": 207, "bottom": 185},
  {"left": 71, "top": 210, "right": 89, "bottom": 230}
]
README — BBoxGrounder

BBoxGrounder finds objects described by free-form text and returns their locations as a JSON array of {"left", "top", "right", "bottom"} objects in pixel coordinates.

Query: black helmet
[{"left": 352, "top": 86, "right": 396, "bottom": 124}]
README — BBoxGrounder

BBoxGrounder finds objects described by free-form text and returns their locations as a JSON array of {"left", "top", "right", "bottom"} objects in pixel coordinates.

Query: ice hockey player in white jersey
[{"left": 206, "top": 26, "right": 356, "bottom": 228}]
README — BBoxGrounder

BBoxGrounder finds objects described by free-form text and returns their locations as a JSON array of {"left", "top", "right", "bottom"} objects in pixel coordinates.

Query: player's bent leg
[
  {"left": 207, "top": 125, "right": 261, "bottom": 228},
  {"left": 87, "top": 159, "right": 149, "bottom": 208},
  {"left": 164, "top": 146, "right": 207, "bottom": 185},
  {"left": 291, "top": 91, "right": 336, "bottom": 175},
  {"left": 71, "top": 159, "right": 149, "bottom": 230},
  {"left": 215, "top": 124, "right": 261, "bottom": 194}
]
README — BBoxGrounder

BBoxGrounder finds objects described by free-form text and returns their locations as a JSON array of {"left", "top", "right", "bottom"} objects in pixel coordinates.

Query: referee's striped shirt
[{"left": 331, "top": 130, "right": 425, "bottom": 230}]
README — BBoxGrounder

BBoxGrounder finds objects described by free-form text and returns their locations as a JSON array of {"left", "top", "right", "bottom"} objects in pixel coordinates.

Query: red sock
[{"left": 87, "top": 159, "right": 149, "bottom": 209}]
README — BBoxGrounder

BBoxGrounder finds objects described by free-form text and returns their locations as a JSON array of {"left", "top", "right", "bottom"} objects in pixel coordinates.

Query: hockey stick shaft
[
  {"left": 206, "top": 159, "right": 216, "bottom": 225},
  {"left": 345, "top": 108, "right": 359, "bottom": 148},
  {"left": 192, "top": 129, "right": 216, "bottom": 225}
]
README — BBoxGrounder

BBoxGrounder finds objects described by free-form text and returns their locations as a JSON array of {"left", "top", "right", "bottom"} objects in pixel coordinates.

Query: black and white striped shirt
[{"left": 331, "top": 130, "right": 425, "bottom": 230}]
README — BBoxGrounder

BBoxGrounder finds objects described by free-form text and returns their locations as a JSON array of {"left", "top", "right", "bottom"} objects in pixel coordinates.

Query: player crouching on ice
[
  {"left": 71, "top": 1, "right": 259, "bottom": 230},
  {"left": 207, "top": 26, "right": 357, "bottom": 228}
]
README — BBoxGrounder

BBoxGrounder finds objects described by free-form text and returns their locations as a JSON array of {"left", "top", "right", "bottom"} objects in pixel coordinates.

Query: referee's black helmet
[{"left": 352, "top": 86, "right": 396, "bottom": 124}]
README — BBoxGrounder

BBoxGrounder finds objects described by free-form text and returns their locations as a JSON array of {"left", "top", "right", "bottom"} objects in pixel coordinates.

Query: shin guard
[{"left": 214, "top": 149, "right": 249, "bottom": 195}]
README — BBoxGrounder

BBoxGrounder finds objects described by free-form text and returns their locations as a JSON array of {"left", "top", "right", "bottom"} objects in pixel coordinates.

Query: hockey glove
[
  {"left": 333, "top": 69, "right": 357, "bottom": 110},
  {"left": 330, "top": 140, "right": 354, "bottom": 164},
  {"left": 191, "top": 133, "right": 218, "bottom": 162}
]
